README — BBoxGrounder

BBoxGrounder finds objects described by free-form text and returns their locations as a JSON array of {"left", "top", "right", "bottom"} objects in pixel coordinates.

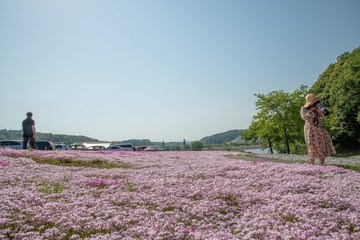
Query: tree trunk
[
  {"left": 268, "top": 138, "right": 274, "bottom": 154},
  {"left": 283, "top": 128, "right": 290, "bottom": 154}
]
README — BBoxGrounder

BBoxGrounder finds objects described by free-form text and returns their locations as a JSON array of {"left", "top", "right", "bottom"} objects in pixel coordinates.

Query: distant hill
[
  {"left": 110, "top": 139, "right": 153, "bottom": 147},
  {"left": 0, "top": 129, "right": 100, "bottom": 145},
  {"left": 200, "top": 129, "right": 248, "bottom": 145}
]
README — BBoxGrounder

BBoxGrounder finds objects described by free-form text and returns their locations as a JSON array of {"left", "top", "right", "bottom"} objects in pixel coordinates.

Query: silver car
[
  {"left": 0, "top": 140, "right": 24, "bottom": 150},
  {"left": 55, "top": 144, "right": 70, "bottom": 150},
  {"left": 105, "top": 146, "right": 125, "bottom": 151}
]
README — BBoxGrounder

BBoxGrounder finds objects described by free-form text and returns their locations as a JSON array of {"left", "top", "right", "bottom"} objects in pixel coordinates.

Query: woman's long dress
[{"left": 301, "top": 107, "right": 336, "bottom": 159}]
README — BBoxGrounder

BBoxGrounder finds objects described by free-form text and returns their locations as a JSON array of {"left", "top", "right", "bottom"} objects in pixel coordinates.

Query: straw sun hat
[{"left": 304, "top": 94, "right": 320, "bottom": 108}]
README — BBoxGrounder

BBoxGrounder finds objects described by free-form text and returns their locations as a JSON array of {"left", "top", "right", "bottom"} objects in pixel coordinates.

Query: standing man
[{"left": 22, "top": 112, "right": 36, "bottom": 149}]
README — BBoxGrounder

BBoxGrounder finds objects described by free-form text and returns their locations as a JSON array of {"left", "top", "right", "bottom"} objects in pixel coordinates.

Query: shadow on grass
[{"left": 32, "top": 157, "right": 133, "bottom": 169}]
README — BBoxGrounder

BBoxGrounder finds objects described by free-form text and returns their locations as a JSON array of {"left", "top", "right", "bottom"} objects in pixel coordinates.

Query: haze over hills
[
  {"left": 0, "top": 129, "right": 248, "bottom": 146},
  {"left": 200, "top": 129, "right": 248, "bottom": 145}
]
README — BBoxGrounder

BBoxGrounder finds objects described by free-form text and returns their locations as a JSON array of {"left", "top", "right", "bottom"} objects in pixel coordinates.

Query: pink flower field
[{"left": 0, "top": 150, "right": 360, "bottom": 240}]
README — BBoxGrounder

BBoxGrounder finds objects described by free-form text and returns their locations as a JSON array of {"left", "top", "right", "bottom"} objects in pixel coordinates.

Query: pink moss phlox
[
  {"left": 1, "top": 150, "right": 359, "bottom": 239},
  {"left": 87, "top": 178, "right": 123, "bottom": 187},
  {"left": 0, "top": 162, "right": 10, "bottom": 167}
]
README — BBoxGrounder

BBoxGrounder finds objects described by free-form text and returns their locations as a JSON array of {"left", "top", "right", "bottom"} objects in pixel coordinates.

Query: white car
[
  {"left": 144, "top": 146, "right": 163, "bottom": 151},
  {"left": 87, "top": 146, "right": 105, "bottom": 151},
  {"left": 0, "top": 140, "right": 24, "bottom": 150}
]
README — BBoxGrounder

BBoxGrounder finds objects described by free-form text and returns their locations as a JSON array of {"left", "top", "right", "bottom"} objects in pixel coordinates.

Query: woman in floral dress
[{"left": 301, "top": 94, "right": 336, "bottom": 165}]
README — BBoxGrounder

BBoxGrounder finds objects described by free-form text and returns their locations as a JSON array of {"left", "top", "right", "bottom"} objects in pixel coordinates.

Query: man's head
[{"left": 26, "top": 112, "right": 33, "bottom": 118}]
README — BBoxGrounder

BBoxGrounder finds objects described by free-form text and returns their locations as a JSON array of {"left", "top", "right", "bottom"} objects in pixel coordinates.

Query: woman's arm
[{"left": 301, "top": 107, "right": 315, "bottom": 121}]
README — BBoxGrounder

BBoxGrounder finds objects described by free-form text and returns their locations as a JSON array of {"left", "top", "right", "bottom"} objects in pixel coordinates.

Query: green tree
[
  {"left": 183, "top": 144, "right": 192, "bottom": 151},
  {"left": 242, "top": 118, "right": 281, "bottom": 154},
  {"left": 243, "top": 85, "right": 308, "bottom": 154},
  {"left": 191, "top": 141, "right": 204, "bottom": 151},
  {"left": 172, "top": 145, "right": 182, "bottom": 151},
  {"left": 311, "top": 47, "right": 360, "bottom": 151}
]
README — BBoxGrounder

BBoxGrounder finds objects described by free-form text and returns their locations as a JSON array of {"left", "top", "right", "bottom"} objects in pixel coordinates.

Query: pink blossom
[
  {"left": 0, "top": 149, "right": 359, "bottom": 239},
  {"left": 0, "top": 162, "right": 10, "bottom": 167}
]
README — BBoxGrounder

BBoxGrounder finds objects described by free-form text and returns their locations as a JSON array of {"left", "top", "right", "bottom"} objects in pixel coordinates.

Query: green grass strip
[
  {"left": 32, "top": 157, "right": 132, "bottom": 169},
  {"left": 330, "top": 164, "right": 360, "bottom": 172}
]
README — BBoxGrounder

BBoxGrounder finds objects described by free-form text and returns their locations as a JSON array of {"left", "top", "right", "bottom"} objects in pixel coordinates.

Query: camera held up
[{"left": 314, "top": 101, "right": 330, "bottom": 116}]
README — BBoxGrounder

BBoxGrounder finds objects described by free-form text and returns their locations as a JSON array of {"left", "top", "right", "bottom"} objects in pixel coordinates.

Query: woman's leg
[
  {"left": 319, "top": 157, "right": 325, "bottom": 165},
  {"left": 309, "top": 158, "right": 315, "bottom": 165}
]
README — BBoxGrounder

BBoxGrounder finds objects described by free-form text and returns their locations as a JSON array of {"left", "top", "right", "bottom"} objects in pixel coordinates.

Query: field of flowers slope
[{"left": 1, "top": 150, "right": 360, "bottom": 239}]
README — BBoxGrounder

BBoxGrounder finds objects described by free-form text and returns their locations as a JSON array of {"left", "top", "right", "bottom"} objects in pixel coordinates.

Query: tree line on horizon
[
  {"left": 0, "top": 129, "right": 248, "bottom": 149},
  {"left": 242, "top": 46, "right": 360, "bottom": 154}
]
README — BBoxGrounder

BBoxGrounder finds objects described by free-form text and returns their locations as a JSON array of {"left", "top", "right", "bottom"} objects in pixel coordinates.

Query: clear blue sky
[{"left": 1, "top": 0, "right": 359, "bottom": 142}]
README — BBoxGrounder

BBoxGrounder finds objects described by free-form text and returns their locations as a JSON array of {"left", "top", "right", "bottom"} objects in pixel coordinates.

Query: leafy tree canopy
[
  {"left": 311, "top": 46, "right": 360, "bottom": 150},
  {"left": 191, "top": 141, "right": 204, "bottom": 151},
  {"left": 242, "top": 85, "right": 308, "bottom": 154}
]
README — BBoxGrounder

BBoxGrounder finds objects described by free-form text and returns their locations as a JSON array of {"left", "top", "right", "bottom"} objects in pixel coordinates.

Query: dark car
[
  {"left": 35, "top": 141, "right": 55, "bottom": 150},
  {"left": 115, "top": 144, "right": 135, "bottom": 151},
  {"left": 0, "top": 140, "right": 23, "bottom": 150},
  {"left": 109, "top": 144, "right": 135, "bottom": 151}
]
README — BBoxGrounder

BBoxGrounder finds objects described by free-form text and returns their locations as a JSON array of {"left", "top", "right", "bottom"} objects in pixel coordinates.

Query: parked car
[
  {"left": 135, "top": 146, "right": 147, "bottom": 151},
  {"left": 55, "top": 144, "right": 69, "bottom": 150},
  {"left": 144, "top": 146, "right": 163, "bottom": 151},
  {"left": 35, "top": 141, "right": 55, "bottom": 150},
  {"left": 105, "top": 146, "right": 125, "bottom": 151},
  {"left": 70, "top": 144, "right": 87, "bottom": 150},
  {"left": 112, "top": 144, "right": 134, "bottom": 151},
  {"left": 87, "top": 146, "right": 105, "bottom": 151},
  {"left": 0, "top": 140, "right": 23, "bottom": 150}
]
